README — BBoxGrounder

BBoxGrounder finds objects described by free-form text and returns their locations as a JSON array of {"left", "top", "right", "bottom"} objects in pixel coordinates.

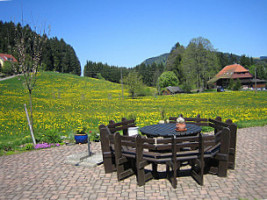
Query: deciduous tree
[
  {"left": 182, "top": 37, "right": 219, "bottom": 89},
  {"left": 15, "top": 23, "right": 47, "bottom": 145},
  {"left": 157, "top": 71, "right": 179, "bottom": 90},
  {"left": 124, "top": 71, "right": 144, "bottom": 98}
]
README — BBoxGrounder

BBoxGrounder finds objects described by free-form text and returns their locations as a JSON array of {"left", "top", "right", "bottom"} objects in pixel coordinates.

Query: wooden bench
[
  {"left": 169, "top": 114, "right": 209, "bottom": 126},
  {"left": 166, "top": 127, "right": 230, "bottom": 188},
  {"left": 112, "top": 126, "right": 231, "bottom": 188},
  {"left": 209, "top": 117, "right": 237, "bottom": 173},
  {"left": 99, "top": 118, "right": 136, "bottom": 173},
  {"left": 107, "top": 118, "right": 136, "bottom": 136},
  {"left": 113, "top": 132, "right": 171, "bottom": 186},
  {"left": 208, "top": 118, "right": 237, "bottom": 171},
  {"left": 169, "top": 114, "right": 237, "bottom": 170}
]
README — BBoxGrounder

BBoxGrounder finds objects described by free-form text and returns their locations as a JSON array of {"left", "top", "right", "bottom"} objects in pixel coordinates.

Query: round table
[{"left": 140, "top": 123, "right": 202, "bottom": 137}]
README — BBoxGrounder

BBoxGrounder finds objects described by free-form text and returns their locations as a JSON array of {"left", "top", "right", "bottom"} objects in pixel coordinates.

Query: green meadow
[{"left": 0, "top": 72, "right": 266, "bottom": 153}]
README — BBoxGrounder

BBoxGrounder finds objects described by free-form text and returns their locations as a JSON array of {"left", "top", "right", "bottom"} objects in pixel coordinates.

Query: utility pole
[{"left": 121, "top": 68, "right": 124, "bottom": 99}]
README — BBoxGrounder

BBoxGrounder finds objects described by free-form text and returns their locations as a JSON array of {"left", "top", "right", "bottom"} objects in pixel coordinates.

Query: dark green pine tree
[
  {"left": 229, "top": 53, "right": 238, "bottom": 64},
  {"left": 240, "top": 55, "right": 251, "bottom": 67},
  {"left": 173, "top": 54, "right": 184, "bottom": 84},
  {"left": 0, "top": 20, "right": 82, "bottom": 76},
  {"left": 41, "top": 38, "right": 54, "bottom": 71},
  {"left": 217, "top": 52, "right": 229, "bottom": 69}
]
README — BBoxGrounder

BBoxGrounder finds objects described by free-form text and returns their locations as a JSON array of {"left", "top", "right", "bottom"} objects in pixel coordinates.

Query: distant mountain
[
  {"left": 142, "top": 51, "right": 265, "bottom": 68},
  {"left": 142, "top": 53, "right": 169, "bottom": 66}
]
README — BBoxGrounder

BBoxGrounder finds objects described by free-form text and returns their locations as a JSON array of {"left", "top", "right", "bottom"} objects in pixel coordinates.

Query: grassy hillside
[{"left": 0, "top": 72, "right": 267, "bottom": 151}]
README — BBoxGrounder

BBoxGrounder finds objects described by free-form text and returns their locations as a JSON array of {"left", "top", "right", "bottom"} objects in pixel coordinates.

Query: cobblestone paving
[{"left": 0, "top": 126, "right": 266, "bottom": 200}]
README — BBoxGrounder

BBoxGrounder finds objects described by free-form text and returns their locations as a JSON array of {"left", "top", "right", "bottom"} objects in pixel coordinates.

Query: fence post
[
  {"left": 88, "top": 136, "right": 92, "bottom": 156},
  {"left": 24, "top": 104, "right": 36, "bottom": 146}
]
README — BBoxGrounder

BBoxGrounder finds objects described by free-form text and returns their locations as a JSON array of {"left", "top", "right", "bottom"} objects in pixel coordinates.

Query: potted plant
[
  {"left": 74, "top": 127, "right": 88, "bottom": 144},
  {"left": 176, "top": 116, "right": 187, "bottom": 131}
]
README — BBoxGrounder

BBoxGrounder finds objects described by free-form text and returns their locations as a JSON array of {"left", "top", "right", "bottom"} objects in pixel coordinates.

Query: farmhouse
[
  {"left": 208, "top": 64, "right": 266, "bottom": 89},
  {"left": 0, "top": 53, "right": 18, "bottom": 68},
  {"left": 162, "top": 86, "right": 184, "bottom": 95}
]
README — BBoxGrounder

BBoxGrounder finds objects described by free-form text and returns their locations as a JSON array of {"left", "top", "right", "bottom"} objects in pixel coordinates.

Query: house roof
[
  {"left": 231, "top": 73, "right": 253, "bottom": 79},
  {"left": 166, "top": 86, "right": 183, "bottom": 93},
  {"left": 0, "top": 53, "right": 18, "bottom": 62},
  {"left": 208, "top": 64, "right": 253, "bottom": 84},
  {"left": 216, "top": 64, "right": 249, "bottom": 78}
]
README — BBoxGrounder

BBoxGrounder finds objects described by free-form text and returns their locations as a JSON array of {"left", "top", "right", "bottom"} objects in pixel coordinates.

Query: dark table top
[{"left": 140, "top": 123, "right": 202, "bottom": 137}]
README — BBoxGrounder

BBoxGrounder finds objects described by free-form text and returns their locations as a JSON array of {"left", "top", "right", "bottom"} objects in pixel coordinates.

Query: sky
[{"left": 1, "top": 0, "right": 267, "bottom": 73}]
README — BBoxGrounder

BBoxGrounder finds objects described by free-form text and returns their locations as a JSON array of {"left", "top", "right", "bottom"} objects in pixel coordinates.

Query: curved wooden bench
[
  {"left": 99, "top": 118, "right": 136, "bottom": 173},
  {"left": 169, "top": 114, "right": 237, "bottom": 170}
]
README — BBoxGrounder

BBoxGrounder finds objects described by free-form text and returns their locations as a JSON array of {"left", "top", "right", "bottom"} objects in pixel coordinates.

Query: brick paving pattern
[{"left": 0, "top": 126, "right": 266, "bottom": 200}]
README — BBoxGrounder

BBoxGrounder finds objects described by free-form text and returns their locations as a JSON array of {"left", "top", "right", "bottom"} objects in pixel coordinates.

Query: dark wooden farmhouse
[{"left": 162, "top": 86, "right": 184, "bottom": 95}]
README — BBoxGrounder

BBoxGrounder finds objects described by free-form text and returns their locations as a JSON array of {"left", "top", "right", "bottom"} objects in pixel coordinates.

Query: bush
[
  {"left": 181, "top": 83, "right": 192, "bottom": 93},
  {"left": 228, "top": 79, "right": 234, "bottom": 90},
  {"left": 89, "top": 131, "right": 100, "bottom": 141},
  {"left": 0, "top": 142, "right": 13, "bottom": 151},
  {"left": 25, "top": 143, "right": 34, "bottom": 150},
  {"left": 137, "top": 87, "right": 152, "bottom": 96},
  {"left": 2, "top": 61, "right": 15, "bottom": 75},
  {"left": 96, "top": 73, "right": 105, "bottom": 80},
  {"left": 228, "top": 79, "right": 241, "bottom": 91},
  {"left": 233, "top": 79, "right": 242, "bottom": 91},
  {"left": 126, "top": 113, "right": 137, "bottom": 121}
]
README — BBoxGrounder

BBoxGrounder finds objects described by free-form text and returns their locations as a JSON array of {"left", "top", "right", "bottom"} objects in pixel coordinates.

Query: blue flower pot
[{"left": 74, "top": 134, "right": 88, "bottom": 144}]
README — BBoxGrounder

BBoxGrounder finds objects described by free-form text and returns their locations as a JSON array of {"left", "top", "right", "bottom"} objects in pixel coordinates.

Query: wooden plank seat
[{"left": 99, "top": 118, "right": 136, "bottom": 173}]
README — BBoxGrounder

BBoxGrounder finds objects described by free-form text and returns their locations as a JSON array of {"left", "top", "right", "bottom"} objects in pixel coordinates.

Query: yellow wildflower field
[{"left": 0, "top": 72, "right": 266, "bottom": 142}]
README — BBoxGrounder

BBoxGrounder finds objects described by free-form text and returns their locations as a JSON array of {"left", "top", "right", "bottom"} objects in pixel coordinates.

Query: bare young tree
[{"left": 15, "top": 23, "right": 48, "bottom": 145}]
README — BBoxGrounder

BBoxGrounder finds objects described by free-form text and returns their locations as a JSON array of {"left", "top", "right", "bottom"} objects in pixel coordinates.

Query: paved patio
[{"left": 0, "top": 126, "right": 266, "bottom": 200}]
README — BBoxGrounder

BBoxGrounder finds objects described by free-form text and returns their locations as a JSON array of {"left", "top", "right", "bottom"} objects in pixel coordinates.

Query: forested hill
[
  {"left": 142, "top": 53, "right": 169, "bottom": 66},
  {"left": 142, "top": 45, "right": 265, "bottom": 69},
  {"left": 0, "top": 21, "right": 81, "bottom": 76}
]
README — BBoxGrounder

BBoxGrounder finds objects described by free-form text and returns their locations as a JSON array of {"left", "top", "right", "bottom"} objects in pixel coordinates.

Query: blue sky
[{"left": 1, "top": 0, "right": 267, "bottom": 72}]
